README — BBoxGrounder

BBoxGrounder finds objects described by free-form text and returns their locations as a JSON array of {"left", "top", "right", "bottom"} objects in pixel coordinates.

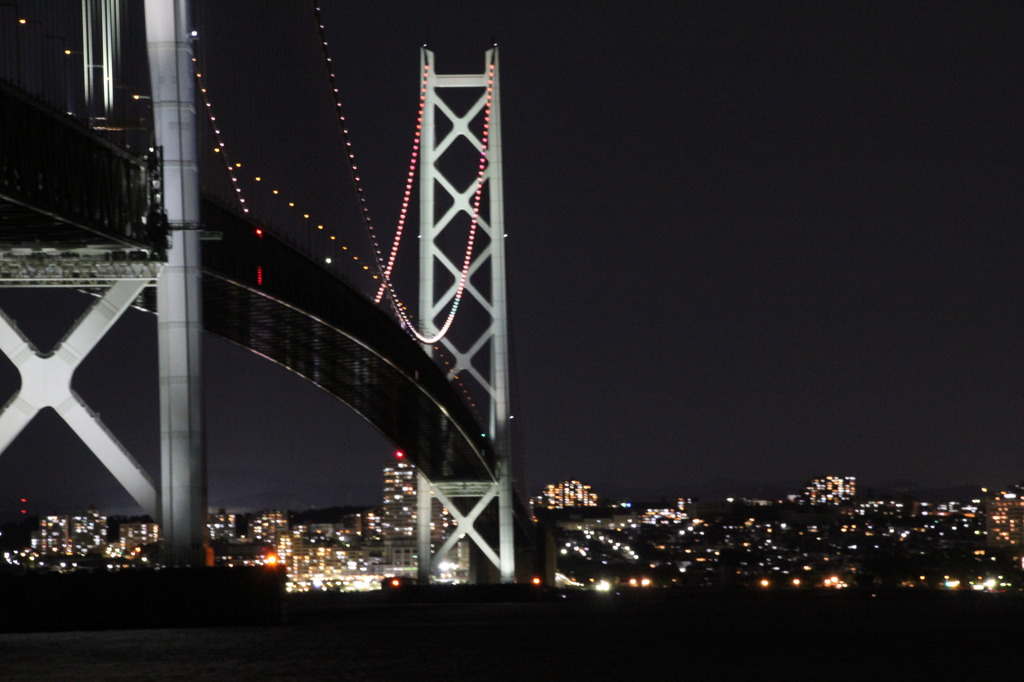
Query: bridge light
[
  {"left": 255, "top": 228, "right": 263, "bottom": 237},
  {"left": 395, "top": 451, "right": 404, "bottom": 459}
]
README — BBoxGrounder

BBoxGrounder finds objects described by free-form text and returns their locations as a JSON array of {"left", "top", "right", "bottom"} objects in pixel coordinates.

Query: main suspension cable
[{"left": 311, "top": 3, "right": 491, "bottom": 344}]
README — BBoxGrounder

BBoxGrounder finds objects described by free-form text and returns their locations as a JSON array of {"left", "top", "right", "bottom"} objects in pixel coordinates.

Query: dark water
[{"left": 2, "top": 591, "right": 1021, "bottom": 680}]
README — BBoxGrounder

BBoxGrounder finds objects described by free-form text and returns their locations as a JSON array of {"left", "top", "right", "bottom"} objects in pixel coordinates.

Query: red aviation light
[
  {"left": 395, "top": 450, "right": 405, "bottom": 459},
  {"left": 256, "top": 266, "right": 263, "bottom": 286}
]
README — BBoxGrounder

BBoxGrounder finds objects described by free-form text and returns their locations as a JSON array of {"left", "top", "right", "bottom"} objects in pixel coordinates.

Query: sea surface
[{"left": 2, "top": 590, "right": 1021, "bottom": 680}]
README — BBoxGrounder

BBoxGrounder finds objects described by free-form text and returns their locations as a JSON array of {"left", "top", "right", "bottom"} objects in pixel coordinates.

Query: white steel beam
[
  {"left": 430, "top": 482, "right": 501, "bottom": 572},
  {"left": 0, "top": 281, "right": 158, "bottom": 515}
]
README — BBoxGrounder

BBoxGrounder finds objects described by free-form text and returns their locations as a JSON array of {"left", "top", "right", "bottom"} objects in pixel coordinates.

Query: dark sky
[{"left": 1, "top": 2, "right": 1022, "bottom": 518}]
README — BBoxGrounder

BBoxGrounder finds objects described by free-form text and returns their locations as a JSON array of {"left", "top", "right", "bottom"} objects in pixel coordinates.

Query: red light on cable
[{"left": 255, "top": 228, "right": 263, "bottom": 237}]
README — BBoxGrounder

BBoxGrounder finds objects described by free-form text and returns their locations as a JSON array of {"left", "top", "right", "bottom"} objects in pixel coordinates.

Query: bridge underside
[
  {"left": 0, "top": 82, "right": 165, "bottom": 257},
  {"left": 0, "top": 78, "right": 533, "bottom": 577},
  {"left": 199, "top": 199, "right": 497, "bottom": 485}
]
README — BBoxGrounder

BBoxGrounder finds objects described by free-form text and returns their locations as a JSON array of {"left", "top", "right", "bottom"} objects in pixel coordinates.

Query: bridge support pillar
[
  {"left": 146, "top": 0, "right": 208, "bottom": 567},
  {"left": 416, "top": 470, "right": 433, "bottom": 584}
]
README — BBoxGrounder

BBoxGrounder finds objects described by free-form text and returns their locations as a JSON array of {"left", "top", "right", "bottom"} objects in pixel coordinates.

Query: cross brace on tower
[{"left": 414, "top": 47, "right": 515, "bottom": 584}]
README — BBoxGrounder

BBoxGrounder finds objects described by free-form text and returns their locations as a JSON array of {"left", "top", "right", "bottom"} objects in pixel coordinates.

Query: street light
[
  {"left": 14, "top": 14, "right": 44, "bottom": 98},
  {"left": 0, "top": 3, "right": 22, "bottom": 86},
  {"left": 43, "top": 34, "right": 73, "bottom": 113}
]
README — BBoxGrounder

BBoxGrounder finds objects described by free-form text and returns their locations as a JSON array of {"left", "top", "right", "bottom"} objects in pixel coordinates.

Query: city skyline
[{"left": 0, "top": 2, "right": 1021, "bottom": 518}]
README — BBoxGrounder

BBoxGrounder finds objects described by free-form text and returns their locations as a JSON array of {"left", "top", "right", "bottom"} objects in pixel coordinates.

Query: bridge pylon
[
  {"left": 145, "top": 0, "right": 208, "bottom": 567},
  {"left": 415, "top": 47, "right": 515, "bottom": 584}
]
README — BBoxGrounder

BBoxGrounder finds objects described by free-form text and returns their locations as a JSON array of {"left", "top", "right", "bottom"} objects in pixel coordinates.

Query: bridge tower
[
  {"left": 144, "top": 0, "right": 208, "bottom": 567},
  {"left": 415, "top": 48, "right": 515, "bottom": 583}
]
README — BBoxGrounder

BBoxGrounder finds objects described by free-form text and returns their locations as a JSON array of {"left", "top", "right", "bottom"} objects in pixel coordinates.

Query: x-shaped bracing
[
  {"left": 429, "top": 480, "right": 502, "bottom": 572},
  {"left": 0, "top": 281, "right": 158, "bottom": 516}
]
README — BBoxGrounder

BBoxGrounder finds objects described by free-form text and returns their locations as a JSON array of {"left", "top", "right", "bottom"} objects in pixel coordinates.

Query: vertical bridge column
[
  {"left": 145, "top": 0, "right": 207, "bottom": 567},
  {"left": 417, "top": 48, "right": 515, "bottom": 583}
]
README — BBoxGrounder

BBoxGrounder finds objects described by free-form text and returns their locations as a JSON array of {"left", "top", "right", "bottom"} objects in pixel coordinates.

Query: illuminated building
[
  {"left": 381, "top": 452, "right": 450, "bottom": 541},
  {"left": 120, "top": 522, "right": 160, "bottom": 554},
  {"left": 207, "top": 508, "right": 238, "bottom": 541},
  {"left": 248, "top": 510, "right": 289, "bottom": 545},
  {"left": 364, "top": 508, "right": 384, "bottom": 538},
  {"left": 986, "top": 493, "right": 1024, "bottom": 548},
  {"left": 382, "top": 454, "right": 417, "bottom": 538},
  {"left": 380, "top": 452, "right": 457, "bottom": 579},
  {"left": 39, "top": 516, "right": 71, "bottom": 555},
  {"left": 806, "top": 476, "right": 856, "bottom": 505},
  {"left": 536, "top": 480, "right": 600, "bottom": 509},
  {"left": 71, "top": 507, "right": 107, "bottom": 555},
  {"left": 38, "top": 508, "right": 108, "bottom": 555}
]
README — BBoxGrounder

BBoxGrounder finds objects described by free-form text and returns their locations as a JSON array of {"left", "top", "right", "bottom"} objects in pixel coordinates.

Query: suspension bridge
[{"left": 0, "top": 1, "right": 534, "bottom": 583}]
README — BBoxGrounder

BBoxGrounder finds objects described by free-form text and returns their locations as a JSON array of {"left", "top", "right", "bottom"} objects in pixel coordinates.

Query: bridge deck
[{"left": 0, "top": 81, "right": 165, "bottom": 255}]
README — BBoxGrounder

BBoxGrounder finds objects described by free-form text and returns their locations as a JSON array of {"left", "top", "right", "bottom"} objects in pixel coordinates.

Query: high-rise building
[
  {"left": 535, "top": 480, "right": 600, "bottom": 510},
  {"left": 39, "top": 515, "right": 71, "bottom": 555},
  {"left": 805, "top": 476, "right": 856, "bottom": 505},
  {"left": 382, "top": 454, "right": 417, "bottom": 538},
  {"left": 248, "top": 510, "right": 289, "bottom": 545},
  {"left": 986, "top": 493, "right": 1024, "bottom": 548},
  {"left": 207, "top": 508, "right": 238, "bottom": 542},
  {"left": 38, "top": 508, "right": 108, "bottom": 555},
  {"left": 381, "top": 452, "right": 450, "bottom": 541},
  {"left": 120, "top": 522, "right": 160, "bottom": 554},
  {"left": 70, "top": 506, "right": 107, "bottom": 555}
]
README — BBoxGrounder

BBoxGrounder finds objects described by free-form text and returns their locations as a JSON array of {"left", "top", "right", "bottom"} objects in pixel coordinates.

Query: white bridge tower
[{"left": 414, "top": 47, "right": 515, "bottom": 584}]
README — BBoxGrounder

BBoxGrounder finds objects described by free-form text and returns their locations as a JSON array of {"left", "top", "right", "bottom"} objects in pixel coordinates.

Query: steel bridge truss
[
  {"left": 0, "top": 0, "right": 205, "bottom": 567},
  {"left": 416, "top": 48, "right": 514, "bottom": 583},
  {"left": 0, "top": 278, "right": 159, "bottom": 516}
]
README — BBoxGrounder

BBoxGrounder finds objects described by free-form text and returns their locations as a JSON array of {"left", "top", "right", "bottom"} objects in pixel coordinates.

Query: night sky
[{"left": 1, "top": 2, "right": 1022, "bottom": 518}]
